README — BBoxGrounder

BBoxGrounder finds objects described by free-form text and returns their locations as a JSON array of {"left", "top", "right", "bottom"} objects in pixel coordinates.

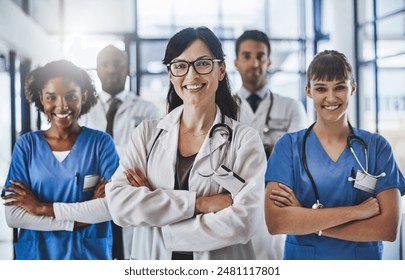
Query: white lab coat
[
  {"left": 237, "top": 87, "right": 308, "bottom": 260},
  {"left": 106, "top": 105, "right": 267, "bottom": 260},
  {"left": 79, "top": 90, "right": 162, "bottom": 157},
  {"left": 80, "top": 90, "right": 162, "bottom": 259},
  {"left": 238, "top": 89, "right": 307, "bottom": 147}
]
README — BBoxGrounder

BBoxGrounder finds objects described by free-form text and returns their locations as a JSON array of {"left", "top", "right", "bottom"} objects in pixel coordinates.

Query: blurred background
[{"left": 0, "top": 0, "right": 404, "bottom": 260}]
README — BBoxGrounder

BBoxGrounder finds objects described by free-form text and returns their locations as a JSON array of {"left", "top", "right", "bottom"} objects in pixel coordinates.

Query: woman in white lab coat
[{"left": 106, "top": 26, "right": 267, "bottom": 260}]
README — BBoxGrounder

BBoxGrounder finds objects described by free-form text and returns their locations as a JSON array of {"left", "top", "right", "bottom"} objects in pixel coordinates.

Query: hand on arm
[
  {"left": 92, "top": 177, "right": 106, "bottom": 199},
  {"left": 195, "top": 193, "right": 233, "bottom": 214},
  {"left": 323, "top": 188, "right": 400, "bottom": 242},
  {"left": 125, "top": 167, "right": 154, "bottom": 191},
  {"left": 351, "top": 197, "right": 380, "bottom": 220},
  {"left": 125, "top": 166, "right": 232, "bottom": 215},
  {"left": 2, "top": 180, "right": 54, "bottom": 217},
  {"left": 71, "top": 177, "right": 108, "bottom": 229},
  {"left": 265, "top": 181, "right": 381, "bottom": 236},
  {"left": 270, "top": 183, "right": 301, "bottom": 207}
]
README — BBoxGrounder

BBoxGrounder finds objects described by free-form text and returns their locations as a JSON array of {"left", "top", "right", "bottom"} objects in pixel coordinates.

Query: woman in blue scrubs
[
  {"left": 1, "top": 60, "right": 119, "bottom": 259},
  {"left": 264, "top": 50, "right": 405, "bottom": 260}
]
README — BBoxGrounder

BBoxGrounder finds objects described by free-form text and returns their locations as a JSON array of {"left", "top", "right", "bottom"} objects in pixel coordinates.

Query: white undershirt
[{"left": 52, "top": 150, "right": 70, "bottom": 162}]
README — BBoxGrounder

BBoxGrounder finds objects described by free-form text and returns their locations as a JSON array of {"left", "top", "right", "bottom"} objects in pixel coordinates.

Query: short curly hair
[{"left": 25, "top": 60, "right": 97, "bottom": 116}]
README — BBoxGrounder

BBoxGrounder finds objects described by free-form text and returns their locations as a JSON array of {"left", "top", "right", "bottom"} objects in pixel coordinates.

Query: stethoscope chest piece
[{"left": 312, "top": 201, "right": 324, "bottom": 209}]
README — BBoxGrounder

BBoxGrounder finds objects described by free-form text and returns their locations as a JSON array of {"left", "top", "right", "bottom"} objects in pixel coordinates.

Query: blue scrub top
[
  {"left": 3, "top": 127, "right": 119, "bottom": 260},
  {"left": 265, "top": 127, "right": 405, "bottom": 260}
]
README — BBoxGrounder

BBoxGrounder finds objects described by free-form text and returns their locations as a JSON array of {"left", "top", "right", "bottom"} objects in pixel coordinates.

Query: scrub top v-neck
[
  {"left": 4, "top": 127, "right": 119, "bottom": 259},
  {"left": 265, "top": 127, "right": 405, "bottom": 260}
]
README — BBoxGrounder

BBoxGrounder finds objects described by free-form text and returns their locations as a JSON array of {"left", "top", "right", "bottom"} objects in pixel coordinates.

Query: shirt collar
[
  {"left": 239, "top": 85, "right": 270, "bottom": 100},
  {"left": 99, "top": 90, "right": 127, "bottom": 104}
]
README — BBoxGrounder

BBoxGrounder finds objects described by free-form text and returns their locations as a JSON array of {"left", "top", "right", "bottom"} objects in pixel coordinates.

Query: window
[
  {"left": 137, "top": 0, "right": 311, "bottom": 111},
  {"left": 355, "top": 0, "right": 405, "bottom": 172}
]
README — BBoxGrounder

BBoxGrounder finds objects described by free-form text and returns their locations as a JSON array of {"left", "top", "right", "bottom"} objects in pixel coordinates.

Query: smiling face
[
  {"left": 40, "top": 77, "right": 85, "bottom": 130},
  {"left": 306, "top": 78, "right": 355, "bottom": 124},
  {"left": 168, "top": 39, "right": 226, "bottom": 108}
]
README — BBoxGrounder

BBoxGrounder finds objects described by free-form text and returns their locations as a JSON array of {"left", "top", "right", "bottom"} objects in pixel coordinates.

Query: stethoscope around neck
[
  {"left": 146, "top": 113, "right": 233, "bottom": 172},
  {"left": 302, "top": 122, "right": 386, "bottom": 209},
  {"left": 262, "top": 90, "right": 274, "bottom": 134},
  {"left": 198, "top": 114, "right": 234, "bottom": 178}
]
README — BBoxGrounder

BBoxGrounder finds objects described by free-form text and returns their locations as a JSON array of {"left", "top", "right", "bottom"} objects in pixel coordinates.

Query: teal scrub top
[
  {"left": 3, "top": 127, "right": 119, "bottom": 260},
  {"left": 265, "top": 127, "right": 405, "bottom": 260}
]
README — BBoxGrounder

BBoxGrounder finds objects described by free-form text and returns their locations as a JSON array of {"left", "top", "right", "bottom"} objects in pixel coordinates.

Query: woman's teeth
[
  {"left": 56, "top": 113, "right": 70, "bottom": 119},
  {"left": 324, "top": 105, "right": 339, "bottom": 110},
  {"left": 186, "top": 84, "right": 203, "bottom": 90}
]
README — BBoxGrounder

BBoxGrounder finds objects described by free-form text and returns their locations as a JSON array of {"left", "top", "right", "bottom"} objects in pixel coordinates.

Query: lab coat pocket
[
  {"left": 355, "top": 245, "right": 382, "bottom": 260},
  {"left": 283, "top": 241, "right": 315, "bottom": 260},
  {"left": 82, "top": 236, "right": 112, "bottom": 260},
  {"left": 268, "top": 118, "right": 289, "bottom": 132}
]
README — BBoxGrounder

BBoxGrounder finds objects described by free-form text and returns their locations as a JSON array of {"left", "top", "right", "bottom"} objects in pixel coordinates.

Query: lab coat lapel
[{"left": 156, "top": 106, "right": 181, "bottom": 162}]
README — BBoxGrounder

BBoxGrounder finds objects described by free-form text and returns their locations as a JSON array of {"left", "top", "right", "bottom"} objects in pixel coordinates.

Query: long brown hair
[{"left": 162, "top": 27, "right": 238, "bottom": 120}]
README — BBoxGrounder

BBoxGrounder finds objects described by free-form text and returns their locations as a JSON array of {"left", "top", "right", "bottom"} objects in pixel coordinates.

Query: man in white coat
[
  {"left": 80, "top": 45, "right": 162, "bottom": 259},
  {"left": 234, "top": 30, "right": 307, "bottom": 259}
]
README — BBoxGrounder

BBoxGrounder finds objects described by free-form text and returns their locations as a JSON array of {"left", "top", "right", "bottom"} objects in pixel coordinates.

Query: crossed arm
[
  {"left": 2, "top": 178, "right": 109, "bottom": 229},
  {"left": 265, "top": 182, "right": 401, "bottom": 242},
  {"left": 125, "top": 167, "right": 233, "bottom": 214}
]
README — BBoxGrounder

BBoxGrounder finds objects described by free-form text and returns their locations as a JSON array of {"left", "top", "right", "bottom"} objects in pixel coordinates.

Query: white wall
[{"left": 0, "top": 0, "right": 63, "bottom": 65}]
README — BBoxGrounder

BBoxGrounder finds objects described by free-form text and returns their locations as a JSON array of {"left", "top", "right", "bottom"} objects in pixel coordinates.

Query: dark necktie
[
  {"left": 246, "top": 93, "right": 262, "bottom": 113},
  {"left": 106, "top": 97, "right": 124, "bottom": 259},
  {"left": 106, "top": 97, "right": 122, "bottom": 137}
]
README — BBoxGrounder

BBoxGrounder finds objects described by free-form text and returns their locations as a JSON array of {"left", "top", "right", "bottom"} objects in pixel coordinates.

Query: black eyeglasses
[{"left": 166, "top": 58, "right": 223, "bottom": 77}]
